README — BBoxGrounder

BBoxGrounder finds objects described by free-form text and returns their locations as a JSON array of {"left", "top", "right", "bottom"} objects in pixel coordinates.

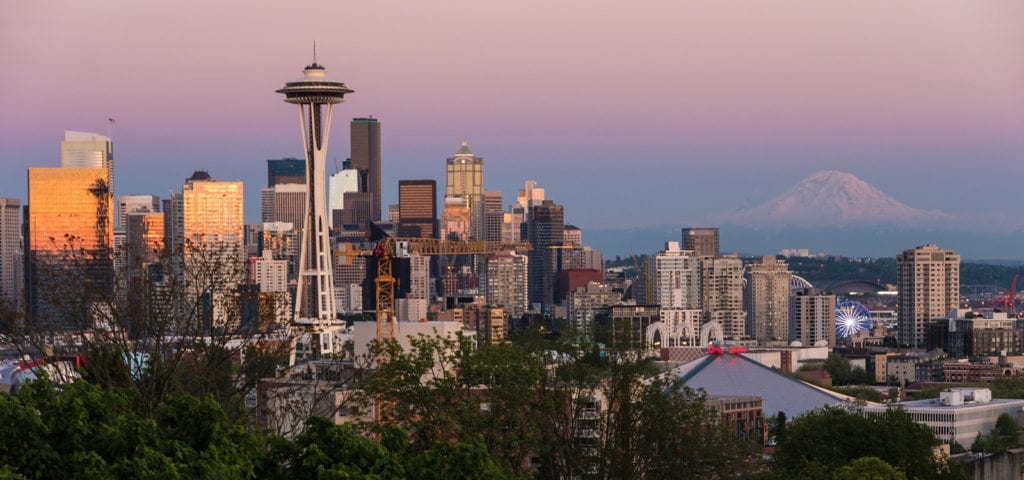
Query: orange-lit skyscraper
[
  {"left": 26, "top": 167, "right": 113, "bottom": 325},
  {"left": 444, "top": 142, "right": 484, "bottom": 241},
  {"left": 179, "top": 171, "right": 244, "bottom": 262}
]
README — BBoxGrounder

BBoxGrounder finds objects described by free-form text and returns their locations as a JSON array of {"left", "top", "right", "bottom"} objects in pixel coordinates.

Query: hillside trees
[{"left": 354, "top": 322, "right": 761, "bottom": 479}]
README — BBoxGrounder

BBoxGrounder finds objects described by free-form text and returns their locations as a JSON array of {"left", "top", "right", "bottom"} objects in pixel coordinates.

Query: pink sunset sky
[{"left": 1, "top": 0, "right": 1023, "bottom": 230}]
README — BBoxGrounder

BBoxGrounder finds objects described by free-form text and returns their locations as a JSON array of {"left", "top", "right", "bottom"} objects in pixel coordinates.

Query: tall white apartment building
[{"left": 640, "top": 241, "right": 699, "bottom": 310}]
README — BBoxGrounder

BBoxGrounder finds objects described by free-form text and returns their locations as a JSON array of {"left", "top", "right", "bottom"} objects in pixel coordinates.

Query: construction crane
[
  {"left": 336, "top": 236, "right": 531, "bottom": 427},
  {"left": 337, "top": 237, "right": 532, "bottom": 344},
  {"left": 994, "top": 274, "right": 1020, "bottom": 316}
]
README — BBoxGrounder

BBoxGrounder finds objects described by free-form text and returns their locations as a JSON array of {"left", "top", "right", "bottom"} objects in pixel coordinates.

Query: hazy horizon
[{"left": 3, "top": 1, "right": 1023, "bottom": 251}]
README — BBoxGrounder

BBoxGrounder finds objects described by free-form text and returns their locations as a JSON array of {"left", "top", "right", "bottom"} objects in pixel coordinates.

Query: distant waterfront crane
[{"left": 993, "top": 274, "right": 1019, "bottom": 316}]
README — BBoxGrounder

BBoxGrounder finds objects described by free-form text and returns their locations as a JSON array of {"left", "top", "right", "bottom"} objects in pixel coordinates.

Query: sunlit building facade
[
  {"left": 26, "top": 167, "right": 113, "bottom": 325},
  {"left": 444, "top": 142, "right": 484, "bottom": 241}
]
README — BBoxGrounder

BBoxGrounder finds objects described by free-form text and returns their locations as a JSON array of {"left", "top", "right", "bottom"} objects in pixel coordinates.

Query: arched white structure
[
  {"left": 791, "top": 274, "right": 814, "bottom": 292},
  {"left": 700, "top": 320, "right": 725, "bottom": 346}
]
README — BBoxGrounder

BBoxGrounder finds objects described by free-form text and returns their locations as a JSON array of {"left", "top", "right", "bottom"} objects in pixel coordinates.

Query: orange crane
[
  {"left": 337, "top": 236, "right": 530, "bottom": 426},
  {"left": 337, "top": 236, "right": 532, "bottom": 344}
]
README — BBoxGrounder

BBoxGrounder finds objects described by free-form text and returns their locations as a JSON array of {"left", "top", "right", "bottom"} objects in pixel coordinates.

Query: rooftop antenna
[{"left": 313, "top": 39, "right": 317, "bottom": 64}]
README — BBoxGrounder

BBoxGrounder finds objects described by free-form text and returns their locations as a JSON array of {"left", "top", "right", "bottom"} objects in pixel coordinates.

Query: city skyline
[{"left": 2, "top": 1, "right": 1024, "bottom": 249}]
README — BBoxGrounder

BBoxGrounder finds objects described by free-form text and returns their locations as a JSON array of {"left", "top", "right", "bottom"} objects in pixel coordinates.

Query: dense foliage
[
  {"left": 0, "top": 380, "right": 510, "bottom": 479},
  {"left": 765, "top": 406, "right": 966, "bottom": 480},
  {"left": 969, "top": 413, "right": 1021, "bottom": 454},
  {"left": 356, "top": 328, "right": 761, "bottom": 479}
]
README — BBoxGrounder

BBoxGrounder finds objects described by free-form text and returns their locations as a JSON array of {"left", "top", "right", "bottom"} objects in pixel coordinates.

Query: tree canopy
[{"left": 769, "top": 406, "right": 966, "bottom": 480}]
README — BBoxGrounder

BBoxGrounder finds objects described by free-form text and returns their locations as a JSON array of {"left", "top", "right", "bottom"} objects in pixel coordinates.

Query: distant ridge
[{"left": 718, "top": 170, "right": 952, "bottom": 228}]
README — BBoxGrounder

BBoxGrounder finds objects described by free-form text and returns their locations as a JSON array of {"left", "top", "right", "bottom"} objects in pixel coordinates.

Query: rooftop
[{"left": 663, "top": 352, "right": 862, "bottom": 417}]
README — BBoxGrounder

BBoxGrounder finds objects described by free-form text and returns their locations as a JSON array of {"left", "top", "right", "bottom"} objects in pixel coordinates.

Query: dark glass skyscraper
[
  {"left": 526, "top": 200, "right": 564, "bottom": 310},
  {"left": 350, "top": 118, "right": 381, "bottom": 222},
  {"left": 267, "top": 158, "right": 306, "bottom": 187}
]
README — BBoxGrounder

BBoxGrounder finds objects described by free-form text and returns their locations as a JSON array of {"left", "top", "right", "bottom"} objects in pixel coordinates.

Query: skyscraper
[
  {"left": 486, "top": 254, "right": 529, "bottom": 320},
  {"left": 699, "top": 256, "right": 746, "bottom": 339},
  {"left": 124, "top": 211, "right": 164, "bottom": 301},
  {"left": 278, "top": 59, "right": 353, "bottom": 341},
  {"left": 61, "top": 130, "right": 113, "bottom": 193},
  {"left": 745, "top": 256, "right": 792, "bottom": 342},
  {"left": 0, "top": 198, "right": 21, "bottom": 308},
  {"left": 526, "top": 200, "right": 564, "bottom": 309},
  {"left": 445, "top": 142, "right": 484, "bottom": 240},
  {"left": 260, "top": 183, "right": 307, "bottom": 229},
  {"left": 897, "top": 244, "right": 960, "bottom": 348},
  {"left": 640, "top": 241, "right": 700, "bottom": 310},
  {"left": 483, "top": 190, "right": 503, "bottom": 243},
  {"left": 682, "top": 227, "right": 719, "bottom": 258},
  {"left": 118, "top": 195, "right": 160, "bottom": 230},
  {"left": 790, "top": 287, "right": 836, "bottom": 347},
  {"left": 350, "top": 118, "right": 381, "bottom": 222},
  {"left": 397, "top": 180, "right": 438, "bottom": 238},
  {"left": 26, "top": 167, "right": 113, "bottom": 325},
  {"left": 175, "top": 171, "right": 244, "bottom": 329},
  {"left": 328, "top": 168, "right": 359, "bottom": 230},
  {"left": 179, "top": 172, "right": 244, "bottom": 260},
  {"left": 267, "top": 158, "right": 306, "bottom": 187}
]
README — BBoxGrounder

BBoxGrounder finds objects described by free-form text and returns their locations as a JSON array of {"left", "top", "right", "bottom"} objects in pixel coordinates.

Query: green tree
[
  {"left": 824, "top": 354, "right": 854, "bottom": 385},
  {"left": 834, "top": 386, "right": 884, "bottom": 403},
  {"left": 0, "top": 379, "right": 265, "bottom": 479},
  {"left": 771, "top": 406, "right": 966, "bottom": 480},
  {"left": 971, "top": 412, "right": 1020, "bottom": 454},
  {"left": 354, "top": 321, "right": 761, "bottom": 479},
  {"left": 834, "top": 456, "right": 906, "bottom": 480}
]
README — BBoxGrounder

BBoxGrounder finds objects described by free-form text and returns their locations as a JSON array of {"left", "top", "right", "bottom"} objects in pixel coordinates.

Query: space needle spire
[{"left": 277, "top": 56, "right": 353, "bottom": 355}]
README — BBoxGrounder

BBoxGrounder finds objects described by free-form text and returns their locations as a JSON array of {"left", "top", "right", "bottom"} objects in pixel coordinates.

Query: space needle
[{"left": 277, "top": 54, "right": 353, "bottom": 358}]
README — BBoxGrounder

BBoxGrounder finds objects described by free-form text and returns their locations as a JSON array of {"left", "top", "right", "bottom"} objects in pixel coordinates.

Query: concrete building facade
[
  {"left": 745, "top": 256, "right": 792, "bottom": 343},
  {"left": 699, "top": 256, "right": 746, "bottom": 339},
  {"left": 789, "top": 287, "right": 837, "bottom": 347},
  {"left": 897, "top": 244, "right": 960, "bottom": 348},
  {"left": 682, "top": 227, "right": 719, "bottom": 258}
]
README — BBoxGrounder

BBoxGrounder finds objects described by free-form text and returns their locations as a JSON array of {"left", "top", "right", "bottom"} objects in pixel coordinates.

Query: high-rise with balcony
[
  {"left": 0, "top": 198, "right": 21, "bottom": 308},
  {"left": 699, "top": 255, "right": 746, "bottom": 339},
  {"left": 350, "top": 118, "right": 381, "bottom": 222},
  {"left": 745, "top": 256, "right": 792, "bottom": 342},
  {"left": 790, "top": 287, "right": 836, "bottom": 347},
  {"left": 486, "top": 254, "right": 529, "bottom": 320},
  {"left": 639, "top": 241, "right": 700, "bottom": 310},
  {"left": 898, "top": 244, "right": 960, "bottom": 348}
]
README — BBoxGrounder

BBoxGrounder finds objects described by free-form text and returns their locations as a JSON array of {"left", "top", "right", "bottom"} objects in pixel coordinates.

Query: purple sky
[{"left": 2, "top": 1, "right": 1023, "bottom": 231}]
